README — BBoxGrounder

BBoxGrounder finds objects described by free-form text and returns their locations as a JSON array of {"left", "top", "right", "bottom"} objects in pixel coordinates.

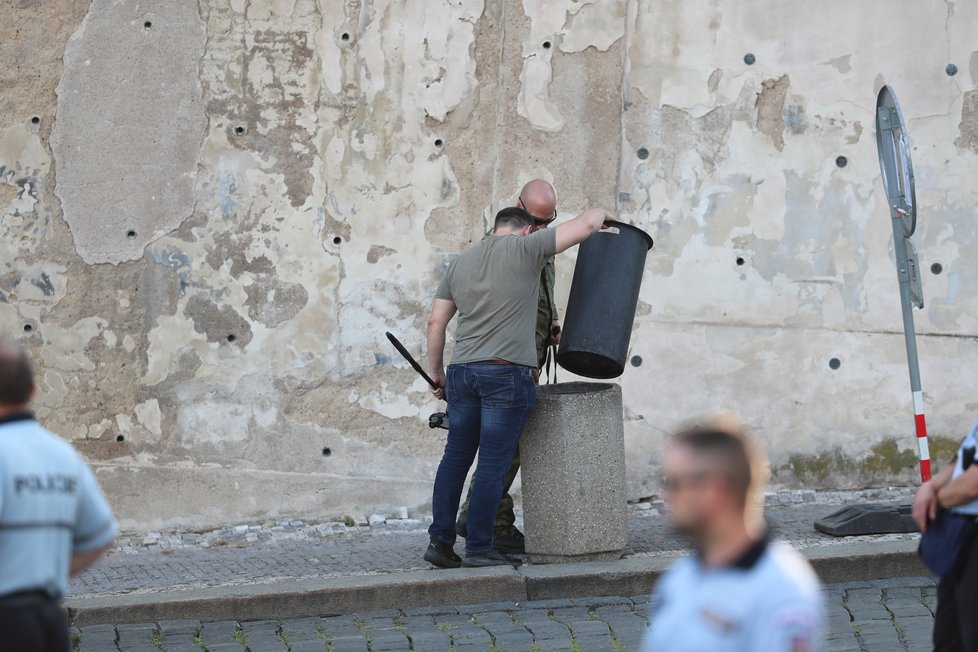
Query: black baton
[{"left": 385, "top": 331, "right": 440, "bottom": 389}]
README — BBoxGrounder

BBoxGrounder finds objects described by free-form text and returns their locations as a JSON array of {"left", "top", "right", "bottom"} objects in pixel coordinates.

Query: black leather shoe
[
  {"left": 455, "top": 518, "right": 468, "bottom": 538},
  {"left": 424, "top": 539, "right": 462, "bottom": 569},
  {"left": 493, "top": 526, "right": 526, "bottom": 555},
  {"left": 462, "top": 550, "right": 523, "bottom": 568}
]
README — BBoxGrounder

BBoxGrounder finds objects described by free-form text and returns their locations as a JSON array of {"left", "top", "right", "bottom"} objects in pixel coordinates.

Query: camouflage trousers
[{"left": 457, "top": 444, "right": 520, "bottom": 534}]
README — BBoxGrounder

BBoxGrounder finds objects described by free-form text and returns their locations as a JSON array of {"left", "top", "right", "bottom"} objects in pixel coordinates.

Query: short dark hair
[
  {"left": 672, "top": 421, "right": 766, "bottom": 504},
  {"left": 0, "top": 340, "right": 34, "bottom": 406},
  {"left": 493, "top": 207, "right": 534, "bottom": 231}
]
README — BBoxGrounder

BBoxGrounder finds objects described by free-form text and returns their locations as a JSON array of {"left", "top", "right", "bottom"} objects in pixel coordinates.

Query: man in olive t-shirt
[
  {"left": 424, "top": 205, "right": 610, "bottom": 568},
  {"left": 456, "top": 180, "right": 560, "bottom": 555}
]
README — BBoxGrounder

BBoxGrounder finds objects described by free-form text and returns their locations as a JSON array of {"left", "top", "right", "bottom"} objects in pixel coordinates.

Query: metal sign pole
[
  {"left": 876, "top": 86, "right": 930, "bottom": 482},
  {"left": 812, "top": 85, "right": 931, "bottom": 536},
  {"left": 889, "top": 229, "right": 930, "bottom": 481}
]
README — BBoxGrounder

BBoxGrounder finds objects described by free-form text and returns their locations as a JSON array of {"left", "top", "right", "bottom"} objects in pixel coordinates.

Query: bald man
[
  {"left": 0, "top": 340, "right": 117, "bottom": 651},
  {"left": 455, "top": 179, "right": 561, "bottom": 555}
]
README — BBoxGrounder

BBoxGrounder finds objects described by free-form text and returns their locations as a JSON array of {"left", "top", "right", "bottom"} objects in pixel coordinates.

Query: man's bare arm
[
  {"left": 912, "top": 464, "right": 954, "bottom": 531},
  {"left": 554, "top": 208, "right": 612, "bottom": 254},
  {"left": 938, "top": 464, "right": 978, "bottom": 509},
  {"left": 70, "top": 541, "right": 113, "bottom": 576},
  {"left": 426, "top": 298, "right": 457, "bottom": 399}
]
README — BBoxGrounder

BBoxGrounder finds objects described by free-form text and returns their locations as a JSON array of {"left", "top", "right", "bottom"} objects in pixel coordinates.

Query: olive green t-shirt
[{"left": 436, "top": 228, "right": 558, "bottom": 368}]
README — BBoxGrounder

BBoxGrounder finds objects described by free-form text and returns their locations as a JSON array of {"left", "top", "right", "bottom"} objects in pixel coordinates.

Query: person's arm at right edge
[
  {"left": 426, "top": 298, "right": 457, "bottom": 400},
  {"left": 72, "top": 543, "right": 113, "bottom": 576},
  {"left": 554, "top": 208, "right": 613, "bottom": 254},
  {"left": 912, "top": 463, "right": 955, "bottom": 531}
]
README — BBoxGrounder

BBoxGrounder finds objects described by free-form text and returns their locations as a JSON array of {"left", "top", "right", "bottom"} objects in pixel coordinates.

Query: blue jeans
[{"left": 429, "top": 362, "right": 537, "bottom": 555}]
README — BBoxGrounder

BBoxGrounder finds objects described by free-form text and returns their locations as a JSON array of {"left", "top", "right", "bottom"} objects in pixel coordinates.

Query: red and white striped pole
[{"left": 913, "top": 390, "right": 931, "bottom": 482}]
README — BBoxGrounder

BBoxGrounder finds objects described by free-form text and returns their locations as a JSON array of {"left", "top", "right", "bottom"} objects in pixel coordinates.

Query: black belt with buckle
[{"left": 0, "top": 589, "right": 56, "bottom": 608}]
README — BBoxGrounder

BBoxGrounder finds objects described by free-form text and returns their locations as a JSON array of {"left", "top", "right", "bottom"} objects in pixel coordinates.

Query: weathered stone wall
[{"left": 2, "top": 0, "right": 976, "bottom": 530}]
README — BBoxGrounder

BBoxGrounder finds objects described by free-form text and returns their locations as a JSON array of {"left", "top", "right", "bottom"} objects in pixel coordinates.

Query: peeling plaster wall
[{"left": 2, "top": 0, "right": 978, "bottom": 530}]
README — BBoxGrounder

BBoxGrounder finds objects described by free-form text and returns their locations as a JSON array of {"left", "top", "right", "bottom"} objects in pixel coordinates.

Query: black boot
[
  {"left": 424, "top": 538, "right": 462, "bottom": 569},
  {"left": 492, "top": 526, "right": 526, "bottom": 555},
  {"left": 463, "top": 550, "right": 523, "bottom": 568}
]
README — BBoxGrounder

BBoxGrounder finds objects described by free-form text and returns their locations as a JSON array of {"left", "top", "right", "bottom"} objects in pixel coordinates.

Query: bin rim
[{"left": 603, "top": 220, "right": 654, "bottom": 250}]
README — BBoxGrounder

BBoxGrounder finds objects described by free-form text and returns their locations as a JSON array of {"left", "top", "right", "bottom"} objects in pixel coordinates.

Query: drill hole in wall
[
  {"left": 736, "top": 256, "right": 746, "bottom": 266},
  {"left": 322, "top": 447, "right": 332, "bottom": 457},
  {"left": 126, "top": 230, "right": 137, "bottom": 239},
  {"left": 227, "top": 334, "right": 237, "bottom": 343},
  {"left": 341, "top": 32, "right": 350, "bottom": 42},
  {"left": 144, "top": 21, "right": 152, "bottom": 30},
  {"left": 234, "top": 125, "right": 246, "bottom": 135},
  {"left": 434, "top": 138, "right": 444, "bottom": 148},
  {"left": 30, "top": 116, "right": 40, "bottom": 125},
  {"left": 829, "top": 357, "right": 841, "bottom": 370},
  {"left": 333, "top": 236, "right": 342, "bottom": 245},
  {"left": 931, "top": 263, "right": 943, "bottom": 275},
  {"left": 116, "top": 434, "right": 126, "bottom": 443},
  {"left": 542, "top": 40, "right": 552, "bottom": 50},
  {"left": 23, "top": 324, "right": 32, "bottom": 333}
]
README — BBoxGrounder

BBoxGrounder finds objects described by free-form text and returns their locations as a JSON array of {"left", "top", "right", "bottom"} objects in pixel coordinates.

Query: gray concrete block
[
  {"left": 409, "top": 631, "right": 452, "bottom": 646},
  {"left": 157, "top": 619, "right": 201, "bottom": 635},
  {"left": 329, "top": 641, "right": 369, "bottom": 652},
  {"left": 70, "top": 567, "right": 525, "bottom": 626},
  {"left": 78, "top": 623, "right": 118, "bottom": 650},
  {"left": 572, "top": 636, "right": 616, "bottom": 652},
  {"left": 521, "top": 383, "right": 627, "bottom": 563},
  {"left": 534, "top": 640, "right": 575, "bottom": 651},
  {"left": 287, "top": 643, "right": 326, "bottom": 652},
  {"left": 565, "top": 620, "right": 611, "bottom": 637},
  {"left": 491, "top": 632, "right": 535, "bottom": 648}
]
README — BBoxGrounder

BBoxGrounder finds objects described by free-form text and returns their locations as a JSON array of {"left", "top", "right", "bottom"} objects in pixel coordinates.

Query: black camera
[{"left": 428, "top": 411, "right": 449, "bottom": 430}]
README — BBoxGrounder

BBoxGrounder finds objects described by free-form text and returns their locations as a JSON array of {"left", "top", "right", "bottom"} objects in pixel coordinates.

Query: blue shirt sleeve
[
  {"left": 72, "top": 460, "right": 117, "bottom": 552},
  {"left": 748, "top": 600, "right": 824, "bottom": 652}
]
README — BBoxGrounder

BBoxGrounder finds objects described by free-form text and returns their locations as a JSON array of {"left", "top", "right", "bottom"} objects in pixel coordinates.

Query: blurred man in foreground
[
  {"left": 0, "top": 340, "right": 117, "bottom": 651},
  {"left": 642, "top": 418, "right": 824, "bottom": 651}
]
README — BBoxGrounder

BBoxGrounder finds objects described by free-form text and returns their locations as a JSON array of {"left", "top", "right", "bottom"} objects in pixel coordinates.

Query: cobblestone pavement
[
  {"left": 72, "top": 576, "right": 936, "bottom": 651},
  {"left": 72, "top": 489, "right": 917, "bottom": 597}
]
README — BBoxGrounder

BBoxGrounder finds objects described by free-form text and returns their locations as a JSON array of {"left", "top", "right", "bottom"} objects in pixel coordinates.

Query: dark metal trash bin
[{"left": 557, "top": 220, "right": 653, "bottom": 379}]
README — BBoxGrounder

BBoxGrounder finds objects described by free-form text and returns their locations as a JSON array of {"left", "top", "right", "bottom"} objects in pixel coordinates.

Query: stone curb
[{"left": 66, "top": 539, "right": 928, "bottom": 626}]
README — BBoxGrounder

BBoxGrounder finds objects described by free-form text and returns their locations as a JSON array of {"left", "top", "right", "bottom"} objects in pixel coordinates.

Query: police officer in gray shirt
[{"left": 0, "top": 340, "right": 117, "bottom": 651}]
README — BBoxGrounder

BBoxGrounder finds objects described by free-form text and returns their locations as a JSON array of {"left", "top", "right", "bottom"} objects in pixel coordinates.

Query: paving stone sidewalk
[
  {"left": 72, "top": 576, "right": 936, "bottom": 652},
  {"left": 72, "top": 489, "right": 917, "bottom": 598}
]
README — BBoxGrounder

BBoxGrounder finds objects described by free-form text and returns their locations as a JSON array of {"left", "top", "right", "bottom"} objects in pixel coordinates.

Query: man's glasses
[
  {"left": 661, "top": 470, "right": 711, "bottom": 492},
  {"left": 519, "top": 195, "right": 557, "bottom": 227}
]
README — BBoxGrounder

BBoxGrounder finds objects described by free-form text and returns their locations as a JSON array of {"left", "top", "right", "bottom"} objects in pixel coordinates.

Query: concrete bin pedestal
[{"left": 520, "top": 382, "right": 627, "bottom": 563}]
